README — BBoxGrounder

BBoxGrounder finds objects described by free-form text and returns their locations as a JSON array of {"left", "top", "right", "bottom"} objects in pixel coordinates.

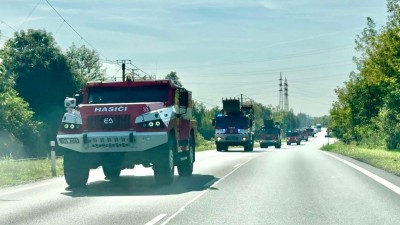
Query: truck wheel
[
  {"left": 178, "top": 134, "right": 195, "bottom": 177},
  {"left": 287, "top": 142, "right": 291, "bottom": 145},
  {"left": 275, "top": 143, "right": 281, "bottom": 149},
  {"left": 216, "top": 143, "right": 223, "bottom": 152},
  {"left": 64, "top": 150, "right": 89, "bottom": 187},
  {"left": 102, "top": 165, "right": 121, "bottom": 180},
  {"left": 154, "top": 136, "right": 175, "bottom": 185},
  {"left": 297, "top": 141, "right": 301, "bottom": 145},
  {"left": 244, "top": 141, "right": 254, "bottom": 152}
]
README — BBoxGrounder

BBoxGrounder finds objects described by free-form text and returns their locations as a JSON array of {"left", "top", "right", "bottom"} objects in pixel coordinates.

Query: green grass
[
  {"left": 0, "top": 158, "right": 64, "bottom": 188},
  {"left": 321, "top": 142, "right": 400, "bottom": 176}
]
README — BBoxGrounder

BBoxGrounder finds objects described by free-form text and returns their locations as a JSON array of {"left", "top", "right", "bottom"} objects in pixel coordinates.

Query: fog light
[
  {"left": 217, "top": 137, "right": 221, "bottom": 141},
  {"left": 70, "top": 124, "right": 75, "bottom": 129},
  {"left": 242, "top": 137, "right": 247, "bottom": 141},
  {"left": 64, "top": 123, "right": 69, "bottom": 129},
  {"left": 148, "top": 121, "right": 154, "bottom": 127}
]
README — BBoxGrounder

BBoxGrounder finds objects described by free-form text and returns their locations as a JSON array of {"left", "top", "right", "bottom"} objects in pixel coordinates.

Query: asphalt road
[{"left": 1, "top": 131, "right": 400, "bottom": 225}]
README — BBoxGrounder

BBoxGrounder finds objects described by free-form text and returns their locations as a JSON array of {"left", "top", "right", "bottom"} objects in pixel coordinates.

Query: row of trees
[
  {"left": 0, "top": 29, "right": 105, "bottom": 157},
  {"left": 330, "top": 0, "right": 400, "bottom": 149}
]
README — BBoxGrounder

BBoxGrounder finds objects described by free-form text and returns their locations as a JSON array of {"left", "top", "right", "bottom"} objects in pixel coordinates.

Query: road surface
[{"left": 1, "top": 130, "right": 400, "bottom": 225}]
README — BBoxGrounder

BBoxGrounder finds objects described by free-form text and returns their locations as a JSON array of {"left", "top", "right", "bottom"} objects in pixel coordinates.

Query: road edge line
[{"left": 322, "top": 151, "right": 400, "bottom": 195}]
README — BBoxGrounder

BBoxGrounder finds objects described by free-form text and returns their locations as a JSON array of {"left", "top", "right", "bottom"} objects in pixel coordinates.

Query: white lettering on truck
[{"left": 94, "top": 106, "right": 128, "bottom": 112}]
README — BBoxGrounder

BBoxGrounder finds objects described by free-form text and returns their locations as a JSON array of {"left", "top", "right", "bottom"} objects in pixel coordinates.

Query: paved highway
[{"left": 1, "top": 131, "right": 400, "bottom": 225}]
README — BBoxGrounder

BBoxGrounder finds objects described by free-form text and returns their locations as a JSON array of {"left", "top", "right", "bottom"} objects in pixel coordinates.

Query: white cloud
[{"left": 259, "top": 1, "right": 280, "bottom": 10}]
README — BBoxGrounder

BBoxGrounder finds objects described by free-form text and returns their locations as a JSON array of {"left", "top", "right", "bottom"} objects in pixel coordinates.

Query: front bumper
[
  {"left": 215, "top": 134, "right": 251, "bottom": 144},
  {"left": 57, "top": 131, "right": 168, "bottom": 153},
  {"left": 260, "top": 140, "right": 278, "bottom": 145}
]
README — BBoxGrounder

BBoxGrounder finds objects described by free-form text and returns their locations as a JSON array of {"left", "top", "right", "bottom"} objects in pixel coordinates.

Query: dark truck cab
[{"left": 259, "top": 119, "right": 281, "bottom": 148}]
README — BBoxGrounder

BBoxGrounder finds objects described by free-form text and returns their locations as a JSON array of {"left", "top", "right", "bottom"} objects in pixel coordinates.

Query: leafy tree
[
  {"left": 66, "top": 43, "right": 106, "bottom": 88},
  {"left": 0, "top": 29, "right": 79, "bottom": 153},
  {"left": 165, "top": 71, "right": 182, "bottom": 87},
  {"left": 0, "top": 64, "right": 41, "bottom": 157},
  {"left": 330, "top": 0, "right": 400, "bottom": 148}
]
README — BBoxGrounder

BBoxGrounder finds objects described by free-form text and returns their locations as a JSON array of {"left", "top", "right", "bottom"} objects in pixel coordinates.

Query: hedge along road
[{"left": 0, "top": 131, "right": 399, "bottom": 225}]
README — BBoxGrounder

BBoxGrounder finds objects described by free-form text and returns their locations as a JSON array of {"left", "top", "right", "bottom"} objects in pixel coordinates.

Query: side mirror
[
  {"left": 212, "top": 119, "right": 216, "bottom": 126},
  {"left": 179, "top": 91, "right": 189, "bottom": 108},
  {"left": 74, "top": 93, "right": 83, "bottom": 105}
]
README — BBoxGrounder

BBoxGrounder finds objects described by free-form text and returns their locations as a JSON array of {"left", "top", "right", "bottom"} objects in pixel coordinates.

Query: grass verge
[
  {"left": 321, "top": 142, "right": 400, "bottom": 176},
  {"left": 0, "top": 158, "right": 64, "bottom": 188}
]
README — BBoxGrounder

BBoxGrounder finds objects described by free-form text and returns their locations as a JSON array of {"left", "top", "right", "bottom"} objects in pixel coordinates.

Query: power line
[
  {"left": 0, "top": 20, "right": 16, "bottom": 32},
  {"left": 17, "top": 0, "right": 42, "bottom": 31},
  {"left": 158, "top": 44, "right": 353, "bottom": 70},
  {"left": 45, "top": 0, "right": 109, "bottom": 61}
]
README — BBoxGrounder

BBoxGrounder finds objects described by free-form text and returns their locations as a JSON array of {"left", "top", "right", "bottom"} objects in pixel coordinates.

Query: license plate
[{"left": 59, "top": 138, "right": 80, "bottom": 144}]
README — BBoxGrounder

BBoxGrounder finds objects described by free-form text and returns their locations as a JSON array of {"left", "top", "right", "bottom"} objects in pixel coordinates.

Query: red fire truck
[{"left": 57, "top": 79, "right": 197, "bottom": 187}]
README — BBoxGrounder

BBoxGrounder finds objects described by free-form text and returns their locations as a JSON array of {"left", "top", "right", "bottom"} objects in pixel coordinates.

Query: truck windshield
[
  {"left": 262, "top": 128, "right": 279, "bottom": 135},
  {"left": 215, "top": 115, "right": 249, "bottom": 129},
  {"left": 87, "top": 85, "right": 170, "bottom": 104}
]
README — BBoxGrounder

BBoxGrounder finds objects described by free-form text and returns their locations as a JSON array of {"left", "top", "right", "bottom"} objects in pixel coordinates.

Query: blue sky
[{"left": 0, "top": 0, "right": 388, "bottom": 116}]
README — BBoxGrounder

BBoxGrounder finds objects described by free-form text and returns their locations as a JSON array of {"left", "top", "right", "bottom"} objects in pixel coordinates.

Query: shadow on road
[
  {"left": 218, "top": 149, "right": 267, "bottom": 153},
  {"left": 61, "top": 173, "right": 217, "bottom": 198}
]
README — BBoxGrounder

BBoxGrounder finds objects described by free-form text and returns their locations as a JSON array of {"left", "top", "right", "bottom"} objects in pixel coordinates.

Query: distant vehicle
[
  {"left": 213, "top": 97, "right": 254, "bottom": 152},
  {"left": 286, "top": 131, "right": 301, "bottom": 145},
  {"left": 306, "top": 127, "right": 315, "bottom": 137},
  {"left": 259, "top": 120, "right": 281, "bottom": 149},
  {"left": 298, "top": 128, "right": 309, "bottom": 141},
  {"left": 57, "top": 78, "right": 197, "bottom": 187},
  {"left": 316, "top": 123, "right": 322, "bottom": 132}
]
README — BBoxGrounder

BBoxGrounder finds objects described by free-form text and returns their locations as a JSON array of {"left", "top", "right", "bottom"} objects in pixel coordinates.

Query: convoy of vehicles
[
  {"left": 57, "top": 78, "right": 197, "bottom": 187},
  {"left": 56, "top": 76, "right": 319, "bottom": 187},
  {"left": 213, "top": 97, "right": 254, "bottom": 152},
  {"left": 259, "top": 119, "right": 281, "bottom": 148}
]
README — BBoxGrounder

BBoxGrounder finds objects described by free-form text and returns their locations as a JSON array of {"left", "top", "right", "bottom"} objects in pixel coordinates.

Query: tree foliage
[
  {"left": 65, "top": 43, "right": 106, "bottom": 88},
  {"left": 330, "top": 0, "right": 400, "bottom": 149},
  {"left": 0, "top": 29, "right": 79, "bottom": 154},
  {"left": 165, "top": 71, "right": 182, "bottom": 87},
  {"left": 0, "top": 64, "right": 41, "bottom": 157}
]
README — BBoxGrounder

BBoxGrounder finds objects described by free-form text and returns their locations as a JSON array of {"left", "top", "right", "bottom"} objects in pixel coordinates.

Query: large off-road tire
[
  {"left": 102, "top": 165, "right": 121, "bottom": 180},
  {"left": 178, "top": 134, "right": 195, "bottom": 177},
  {"left": 275, "top": 142, "right": 281, "bottom": 149},
  {"left": 216, "top": 143, "right": 223, "bottom": 152},
  {"left": 244, "top": 140, "right": 254, "bottom": 152},
  {"left": 216, "top": 143, "right": 228, "bottom": 151},
  {"left": 64, "top": 150, "right": 90, "bottom": 187},
  {"left": 153, "top": 136, "right": 175, "bottom": 185},
  {"left": 297, "top": 141, "right": 301, "bottom": 145},
  {"left": 287, "top": 142, "right": 291, "bottom": 145}
]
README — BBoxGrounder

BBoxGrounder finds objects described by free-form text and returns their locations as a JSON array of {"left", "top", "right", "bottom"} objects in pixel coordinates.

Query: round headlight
[
  {"left": 64, "top": 123, "right": 69, "bottom": 129},
  {"left": 70, "top": 124, "right": 75, "bottom": 129},
  {"left": 155, "top": 121, "right": 161, "bottom": 127},
  {"left": 142, "top": 123, "right": 147, "bottom": 128},
  {"left": 148, "top": 121, "right": 154, "bottom": 127}
]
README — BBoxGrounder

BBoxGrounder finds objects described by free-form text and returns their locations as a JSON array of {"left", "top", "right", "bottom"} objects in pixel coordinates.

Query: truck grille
[{"left": 87, "top": 115, "right": 131, "bottom": 130}]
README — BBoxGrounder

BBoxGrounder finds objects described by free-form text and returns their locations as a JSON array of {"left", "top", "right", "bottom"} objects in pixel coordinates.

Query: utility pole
[
  {"left": 279, "top": 73, "right": 283, "bottom": 111},
  {"left": 284, "top": 77, "right": 289, "bottom": 112},
  {"left": 117, "top": 60, "right": 131, "bottom": 81}
]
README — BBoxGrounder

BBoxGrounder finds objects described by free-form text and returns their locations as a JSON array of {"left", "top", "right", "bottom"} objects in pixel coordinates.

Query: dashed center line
[{"left": 145, "top": 214, "right": 168, "bottom": 225}]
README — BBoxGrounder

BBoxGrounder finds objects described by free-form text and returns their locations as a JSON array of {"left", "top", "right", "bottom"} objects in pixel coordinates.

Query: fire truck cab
[{"left": 57, "top": 79, "right": 197, "bottom": 187}]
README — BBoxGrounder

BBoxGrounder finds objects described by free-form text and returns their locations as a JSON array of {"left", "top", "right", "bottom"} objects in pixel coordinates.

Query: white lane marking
[
  {"left": 233, "top": 163, "right": 241, "bottom": 168},
  {"left": 0, "top": 179, "right": 63, "bottom": 197},
  {"left": 204, "top": 178, "right": 218, "bottom": 187},
  {"left": 144, "top": 214, "right": 167, "bottom": 225},
  {"left": 322, "top": 151, "right": 400, "bottom": 195},
  {"left": 160, "top": 158, "right": 253, "bottom": 225}
]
